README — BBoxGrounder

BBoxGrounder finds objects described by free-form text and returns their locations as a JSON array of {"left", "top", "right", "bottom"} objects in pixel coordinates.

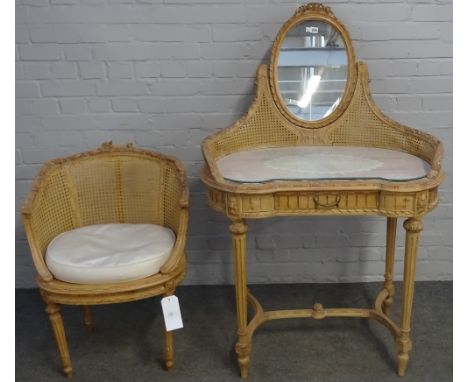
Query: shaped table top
[{"left": 217, "top": 146, "right": 430, "bottom": 184}]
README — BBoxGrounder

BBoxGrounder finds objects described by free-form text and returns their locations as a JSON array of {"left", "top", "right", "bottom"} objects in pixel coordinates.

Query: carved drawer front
[{"left": 273, "top": 191, "right": 379, "bottom": 213}]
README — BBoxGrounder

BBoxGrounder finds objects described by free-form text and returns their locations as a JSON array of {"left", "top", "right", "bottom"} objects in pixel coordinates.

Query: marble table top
[{"left": 217, "top": 146, "right": 430, "bottom": 183}]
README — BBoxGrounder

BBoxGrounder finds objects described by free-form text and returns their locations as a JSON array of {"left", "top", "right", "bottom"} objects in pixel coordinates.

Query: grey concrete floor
[{"left": 16, "top": 282, "right": 452, "bottom": 382}]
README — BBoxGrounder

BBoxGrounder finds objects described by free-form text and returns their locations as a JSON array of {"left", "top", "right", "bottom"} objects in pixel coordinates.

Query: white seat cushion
[
  {"left": 217, "top": 146, "right": 430, "bottom": 183},
  {"left": 46, "top": 224, "right": 175, "bottom": 284}
]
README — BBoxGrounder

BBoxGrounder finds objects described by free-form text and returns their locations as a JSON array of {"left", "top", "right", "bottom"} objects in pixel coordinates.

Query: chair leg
[
  {"left": 163, "top": 327, "right": 174, "bottom": 371},
  {"left": 383, "top": 217, "right": 397, "bottom": 316},
  {"left": 83, "top": 305, "right": 93, "bottom": 332},
  {"left": 45, "top": 302, "right": 73, "bottom": 378},
  {"left": 397, "top": 218, "right": 423, "bottom": 376}
]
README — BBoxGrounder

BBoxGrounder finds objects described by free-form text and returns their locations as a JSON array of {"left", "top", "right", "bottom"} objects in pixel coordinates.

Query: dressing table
[{"left": 201, "top": 3, "right": 444, "bottom": 378}]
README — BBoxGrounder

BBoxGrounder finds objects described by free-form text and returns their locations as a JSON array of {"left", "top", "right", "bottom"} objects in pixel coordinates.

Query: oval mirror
[{"left": 270, "top": 4, "right": 356, "bottom": 128}]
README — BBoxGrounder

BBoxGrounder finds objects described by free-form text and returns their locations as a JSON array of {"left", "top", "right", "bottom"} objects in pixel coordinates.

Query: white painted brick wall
[{"left": 15, "top": 0, "right": 453, "bottom": 288}]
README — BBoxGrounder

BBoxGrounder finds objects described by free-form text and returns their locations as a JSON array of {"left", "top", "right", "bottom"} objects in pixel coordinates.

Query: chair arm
[
  {"left": 179, "top": 185, "right": 189, "bottom": 209},
  {"left": 160, "top": 205, "right": 188, "bottom": 274},
  {"left": 428, "top": 140, "right": 444, "bottom": 179},
  {"left": 22, "top": 218, "right": 54, "bottom": 282}
]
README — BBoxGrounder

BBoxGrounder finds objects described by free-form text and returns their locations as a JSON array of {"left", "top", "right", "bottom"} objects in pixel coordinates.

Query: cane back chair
[{"left": 21, "top": 142, "right": 189, "bottom": 378}]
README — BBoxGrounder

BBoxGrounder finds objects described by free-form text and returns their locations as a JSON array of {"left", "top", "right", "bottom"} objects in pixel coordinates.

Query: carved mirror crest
[{"left": 270, "top": 3, "right": 357, "bottom": 128}]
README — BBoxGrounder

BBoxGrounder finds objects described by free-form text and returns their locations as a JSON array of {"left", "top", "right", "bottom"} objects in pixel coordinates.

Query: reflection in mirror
[{"left": 277, "top": 20, "right": 347, "bottom": 121}]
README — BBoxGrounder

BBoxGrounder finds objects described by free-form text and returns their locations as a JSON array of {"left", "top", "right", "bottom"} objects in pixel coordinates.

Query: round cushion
[{"left": 46, "top": 224, "right": 175, "bottom": 284}]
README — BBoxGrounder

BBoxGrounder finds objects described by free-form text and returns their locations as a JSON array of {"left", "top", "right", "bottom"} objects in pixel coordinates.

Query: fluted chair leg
[
  {"left": 163, "top": 327, "right": 174, "bottom": 371},
  {"left": 83, "top": 305, "right": 93, "bottom": 332},
  {"left": 45, "top": 302, "right": 73, "bottom": 378}
]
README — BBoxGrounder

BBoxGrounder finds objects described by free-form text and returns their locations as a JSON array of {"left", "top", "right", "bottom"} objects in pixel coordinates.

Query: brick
[
  {"left": 396, "top": 95, "right": 423, "bottom": 110},
  {"left": 15, "top": 150, "right": 22, "bottom": 166},
  {"left": 186, "top": 61, "right": 211, "bottom": 78},
  {"left": 16, "top": 82, "right": 40, "bottom": 98},
  {"left": 353, "top": 22, "right": 442, "bottom": 41},
  {"left": 107, "top": 62, "right": 133, "bottom": 79},
  {"left": 370, "top": 78, "right": 413, "bottom": 94},
  {"left": 184, "top": 26, "right": 211, "bottom": 43},
  {"left": 23, "top": 63, "right": 49, "bottom": 80},
  {"left": 106, "top": 25, "right": 132, "bottom": 42},
  {"left": 22, "top": 148, "right": 75, "bottom": 164},
  {"left": 83, "top": 130, "right": 112, "bottom": 146},
  {"left": 111, "top": 98, "right": 139, "bottom": 112},
  {"left": 51, "top": 0, "right": 79, "bottom": 4},
  {"left": 132, "top": 25, "right": 185, "bottom": 42},
  {"left": 98, "top": 131, "right": 136, "bottom": 145},
  {"left": 79, "top": 62, "right": 105, "bottom": 79},
  {"left": 17, "top": 0, "right": 49, "bottom": 5},
  {"left": 31, "top": 99, "right": 59, "bottom": 115},
  {"left": 16, "top": 116, "right": 41, "bottom": 133},
  {"left": 87, "top": 98, "right": 110, "bottom": 113},
  {"left": 411, "top": 77, "right": 453, "bottom": 94},
  {"left": 190, "top": 97, "right": 224, "bottom": 113},
  {"left": 418, "top": 60, "right": 453, "bottom": 76},
  {"left": 96, "top": 80, "right": 148, "bottom": 96},
  {"left": 15, "top": 7, "right": 28, "bottom": 24},
  {"left": 422, "top": 95, "right": 453, "bottom": 111},
  {"left": 30, "top": 26, "right": 81, "bottom": 43},
  {"left": 204, "top": 78, "right": 253, "bottom": 96},
  {"left": 185, "top": 6, "right": 246, "bottom": 23},
  {"left": 33, "top": 131, "right": 62, "bottom": 148},
  {"left": 64, "top": 46, "right": 93, "bottom": 61},
  {"left": 135, "top": 62, "right": 161, "bottom": 78},
  {"left": 16, "top": 27, "right": 29, "bottom": 43},
  {"left": 40, "top": 115, "right": 97, "bottom": 131},
  {"left": 426, "top": 246, "right": 453, "bottom": 261},
  {"left": 213, "top": 61, "right": 237, "bottom": 78},
  {"left": 92, "top": 115, "right": 152, "bottom": 130},
  {"left": 201, "top": 43, "right": 251, "bottom": 60},
  {"left": 16, "top": 100, "right": 33, "bottom": 116},
  {"left": 359, "top": 247, "right": 384, "bottom": 262},
  {"left": 335, "top": 4, "right": 412, "bottom": 22},
  {"left": 411, "top": 5, "right": 452, "bottom": 22},
  {"left": 16, "top": 164, "right": 41, "bottom": 180},
  {"left": 236, "top": 61, "right": 258, "bottom": 78},
  {"left": 142, "top": 128, "right": 186, "bottom": 145},
  {"left": 94, "top": 45, "right": 158, "bottom": 61},
  {"left": 349, "top": 233, "right": 386, "bottom": 247},
  {"left": 336, "top": 248, "right": 360, "bottom": 263},
  {"left": 19, "top": 45, "right": 61, "bottom": 61},
  {"left": 165, "top": 97, "right": 194, "bottom": 113},
  {"left": 41, "top": 81, "right": 94, "bottom": 97},
  {"left": 316, "top": 235, "right": 350, "bottom": 248},
  {"left": 16, "top": 63, "right": 25, "bottom": 80},
  {"left": 60, "top": 99, "right": 86, "bottom": 114},
  {"left": 50, "top": 63, "right": 77, "bottom": 79},
  {"left": 150, "top": 79, "right": 202, "bottom": 96},
  {"left": 357, "top": 41, "right": 452, "bottom": 60},
  {"left": 212, "top": 25, "right": 263, "bottom": 42},
  {"left": 161, "top": 61, "right": 186, "bottom": 78}
]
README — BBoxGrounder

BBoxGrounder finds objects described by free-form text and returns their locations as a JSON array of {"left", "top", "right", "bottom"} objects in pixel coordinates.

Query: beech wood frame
[
  {"left": 201, "top": 2, "right": 444, "bottom": 379},
  {"left": 22, "top": 142, "right": 189, "bottom": 378}
]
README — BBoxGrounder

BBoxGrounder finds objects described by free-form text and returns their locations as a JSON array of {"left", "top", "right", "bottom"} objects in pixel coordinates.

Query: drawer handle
[{"left": 313, "top": 195, "right": 341, "bottom": 208}]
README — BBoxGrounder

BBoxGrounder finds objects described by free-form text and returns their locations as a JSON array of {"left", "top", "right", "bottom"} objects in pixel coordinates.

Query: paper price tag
[{"left": 161, "top": 295, "right": 183, "bottom": 331}]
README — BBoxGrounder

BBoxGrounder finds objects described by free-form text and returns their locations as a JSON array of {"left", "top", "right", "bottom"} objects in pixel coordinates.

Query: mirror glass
[{"left": 276, "top": 20, "right": 348, "bottom": 122}]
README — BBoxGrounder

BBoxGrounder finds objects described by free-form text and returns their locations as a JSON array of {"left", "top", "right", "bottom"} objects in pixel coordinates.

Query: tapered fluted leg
[
  {"left": 83, "top": 305, "right": 93, "bottom": 332},
  {"left": 397, "top": 218, "right": 423, "bottom": 377},
  {"left": 383, "top": 217, "right": 397, "bottom": 315},
  {"left": 163, "top": 328, "right": 174, "bottom": 371},
  {"left": 46, "top": 302, "right": 73, "bottom": 378},
  {"left": 230, "top": 220, "right": 250, "bottom": 379}
]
